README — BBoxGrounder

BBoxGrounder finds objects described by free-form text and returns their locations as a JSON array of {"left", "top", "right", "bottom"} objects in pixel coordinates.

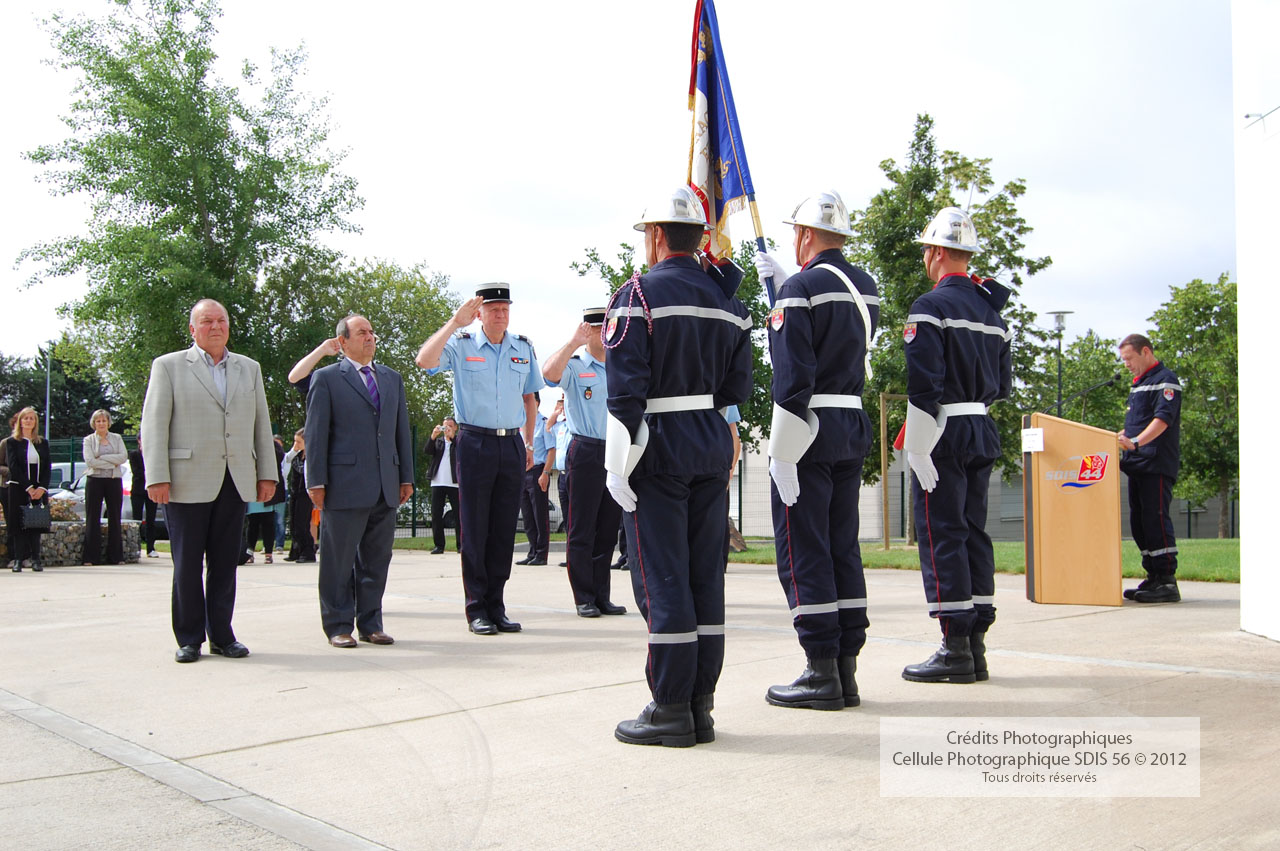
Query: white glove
[
  {"left": 908, "top": 452, "right": 939, "bottom": 493},
  {"left": 607, "top": 471, "right": 637, "bottom": 513},
  {"left": 753, "top": 251, "right": 789, "bottom": 287},
  {"left": 769, "top": 459, "right": 800, "bottom": 506}
]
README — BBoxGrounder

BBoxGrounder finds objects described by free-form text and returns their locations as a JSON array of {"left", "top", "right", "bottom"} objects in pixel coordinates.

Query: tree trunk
[{"left": 1218, "top": 478, "right": 1232, "bottom": 539}]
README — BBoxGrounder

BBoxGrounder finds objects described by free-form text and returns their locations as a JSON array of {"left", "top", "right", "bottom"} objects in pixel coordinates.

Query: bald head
[{"left": 189, "top": 299, "right": 231, "bottom": 360}]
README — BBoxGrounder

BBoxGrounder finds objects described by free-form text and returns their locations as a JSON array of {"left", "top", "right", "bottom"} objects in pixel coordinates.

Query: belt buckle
[{"left": 496, "top": 428, "right": 508, "bottom": 436}]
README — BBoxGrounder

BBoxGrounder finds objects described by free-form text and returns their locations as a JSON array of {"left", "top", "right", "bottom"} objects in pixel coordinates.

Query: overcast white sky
[{"left": 1, "top": 0, "right": 1238, "bottom": 377}]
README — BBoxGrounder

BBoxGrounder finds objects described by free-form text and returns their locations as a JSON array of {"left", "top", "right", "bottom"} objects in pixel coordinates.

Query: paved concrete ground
[{"left": 2, "top": 546, "right": 1277, "bottom": 850}]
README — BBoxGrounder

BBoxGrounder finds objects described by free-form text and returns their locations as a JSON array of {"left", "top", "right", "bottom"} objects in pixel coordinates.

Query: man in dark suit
[
  {"left": 305, "top": 315, "right": 414, "bottom": 648},
  {"left": 141, "top": 299, "right": 277, "bottom": 663}
]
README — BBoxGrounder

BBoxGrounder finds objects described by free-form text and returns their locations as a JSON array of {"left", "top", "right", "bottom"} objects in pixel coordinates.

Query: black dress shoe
[
  {"left": 611, "top": 560, "right": 628, "bottom": 571},
  {"left": 558, "top": 560, "right": 568, "bottom": 567},
  {"left": 515, "top": 554, "right": 533, "bottom": 565},
  {"left": 469, "top": 617, "right": 498, "bottom": 635},
  {"left": 526, "top": 557, "right": 547, "bottom": 565},
  {"left": 576, "top": 603, "right": 601, "bottom": 618},
  {"left": 430, "top": 547, "right": 445, "bottom": 555},
  {"left": 175, "top": 644, "right": 201, "bottom": 663},
  {"left": 210, "top": 641, "right": 250, "bottom": 658},
  {"left": 597, "top": 600, "right": 627, "bottom": 615},
  {"left": 494, "top": 616, "right": 522, "bottom": 632}
]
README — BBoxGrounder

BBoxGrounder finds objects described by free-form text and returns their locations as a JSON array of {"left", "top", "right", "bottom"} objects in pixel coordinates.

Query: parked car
[{"left": 60, "top": 468, "right": 168, "bottom": 539}]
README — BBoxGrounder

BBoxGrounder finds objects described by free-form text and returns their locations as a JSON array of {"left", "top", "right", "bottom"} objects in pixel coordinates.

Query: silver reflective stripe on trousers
[
  {"left": 647, "top": 631, "right": 699, "bottom": 644},
  {"left": 972, "top": 595, "right": 996, "bottom": 605},
  {"left": 646, "top": 395, "right": 715, "bottom": 414},
  {"left": 790, "top": 602, "right": 839, "bottom": 617},
  {"left": 928, "top": 599, "right": 975, "bottom": 613},
  {"left": 1142, "top": 547, "right": 1178, "bottom": 557},
  {"left": 810, "top": 394, "right": 862, "bottom": 409}
]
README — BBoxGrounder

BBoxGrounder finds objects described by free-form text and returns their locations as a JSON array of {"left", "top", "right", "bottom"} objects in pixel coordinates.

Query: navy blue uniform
[
  {"left": 768, "top": 249, "right": 879, "bottom": 660},
  {"left": 606, "top": 255, "right": 752, "bottom": 704},
  {"left": 1120, "top": 362, "right": 1182, "bottom": 577},
  {"left": 905, "top": 273, "right": 1012, "bottom": 637}
]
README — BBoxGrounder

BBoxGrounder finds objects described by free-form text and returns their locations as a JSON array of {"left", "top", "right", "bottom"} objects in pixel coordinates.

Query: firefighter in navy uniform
[
  {"left": 753, "top": 191, "right": 878, "bottom": 711},
  {"left": 606, "top": 187, "right": 752, "bottom": 747},
  {"left": 541, "top": 307, "right": 627, "bottom": 618},
  {"left": 1116, "top": 333, "right": 1183, "bottom": 603},
  {"left": 416, "top": 285, "right": 544, "bottom": 636},
  {"left": 901, "top": 207, "right": 1012, "bottom": 684}
]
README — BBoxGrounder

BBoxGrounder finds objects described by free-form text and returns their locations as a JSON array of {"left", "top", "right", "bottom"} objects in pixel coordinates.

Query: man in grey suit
[
  {"left": 305, "top": 315, "right": 414, "bottom": 648},
  {"left": 141, "top": 299, "right": 278, "bottom": 664}
]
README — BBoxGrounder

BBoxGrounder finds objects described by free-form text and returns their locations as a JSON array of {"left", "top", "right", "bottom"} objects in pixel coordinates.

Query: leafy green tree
[
  {"left": 254, "top": 251, "right": 460, "bottom": 449},
  {"left": 1029, "top": 330, "right": 1128, "bottom": 431},
  {"left": 0, "top": 340, "right": 127, "bottom": 439},
  {"left": 848, "top": 114, "right": 1053, "bottom": 483},
  {"left": 20, "top": 0, "right": 361, "bottom": 412},
  {"left": 571, "top": 239, "right": 772, "bottom": 450},
  {"left": 1148, "top": 273, "right": 1238, "bottom": 537}
]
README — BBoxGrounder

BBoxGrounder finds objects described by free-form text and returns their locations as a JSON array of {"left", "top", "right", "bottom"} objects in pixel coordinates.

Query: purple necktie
[{"left": 360, "top": 365, "right": 381, "bottom": 413}]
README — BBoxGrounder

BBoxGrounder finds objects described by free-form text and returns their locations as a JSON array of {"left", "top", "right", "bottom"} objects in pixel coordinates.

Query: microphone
[{"left": 1041, "top": 373, "right": 1123, "bottom": 414}]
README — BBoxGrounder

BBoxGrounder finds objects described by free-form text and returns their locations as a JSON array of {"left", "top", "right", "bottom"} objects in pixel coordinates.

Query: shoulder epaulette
[
  {"left": 570, "top": 354, "right": 582, "bottom": 361},
  {"left": 515, "top": 334, "right": 530, "bottom": 343},
  {"left": 455, "top": 330, "right": 471, "bottom": 339}
]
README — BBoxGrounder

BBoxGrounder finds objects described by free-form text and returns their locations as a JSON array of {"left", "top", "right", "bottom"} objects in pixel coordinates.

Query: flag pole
[{"left": 748, "top": 194, "right": 776, "bottom": 307}]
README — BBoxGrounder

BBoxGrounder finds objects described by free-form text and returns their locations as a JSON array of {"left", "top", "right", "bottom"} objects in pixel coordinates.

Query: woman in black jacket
[{"left": 5, "top": 407, "right": 52, "bottom": 572}]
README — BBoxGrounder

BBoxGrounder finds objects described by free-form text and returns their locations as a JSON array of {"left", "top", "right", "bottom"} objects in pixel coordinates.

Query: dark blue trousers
[
  {"left": 456, "top": 429, "right": 524, "bottom": 622},
  {"left": 625, "top": 471, "right": 727, "bottom": 704},
  {"left": 565, "top": 438, "right": 622, "bottom": 606},
  {"left": 166, "top": 468, "right": 246, "bottom": 647},
  {"left": 1127, "top": 473, "right": 1178, "bottom": 576},
  {"left": 519, "top": 462, "right": 550, "bottom": 559},
  {"left": 912, "top": 451, "right": 998, "bottom": 638},
  {"left": 771, "top": 458, "right": 869, "bottom": 659}
]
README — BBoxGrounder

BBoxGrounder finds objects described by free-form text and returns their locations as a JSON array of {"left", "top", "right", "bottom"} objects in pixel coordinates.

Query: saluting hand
[
  {"left": 573, "top": 322, "right": 594, "bottom": 347},
  {"left": 452, "top": 296, "right": 484, "bottom": 328}
]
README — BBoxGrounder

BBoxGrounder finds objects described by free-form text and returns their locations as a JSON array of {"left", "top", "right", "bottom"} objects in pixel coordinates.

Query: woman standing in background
[{"left": 82, "top": 409, "right": 127, "bottom": 565}]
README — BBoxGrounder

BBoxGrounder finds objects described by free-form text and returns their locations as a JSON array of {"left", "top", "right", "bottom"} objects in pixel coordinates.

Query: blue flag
[{"left": 688, "top": 0, "right": 756, "bottom": 262}]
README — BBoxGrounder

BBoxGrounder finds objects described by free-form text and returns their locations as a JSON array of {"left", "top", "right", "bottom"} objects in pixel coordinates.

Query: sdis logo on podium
[{"left": 1045, "top": 453, "right": 1110, "bottom": 489}]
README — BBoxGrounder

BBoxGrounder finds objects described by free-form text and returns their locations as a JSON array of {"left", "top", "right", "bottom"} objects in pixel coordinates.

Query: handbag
[{"left": 19, "top": 501, "right": 52, "bottom": 532}]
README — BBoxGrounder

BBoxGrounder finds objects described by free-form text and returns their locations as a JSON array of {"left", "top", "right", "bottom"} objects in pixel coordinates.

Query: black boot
[
  {"left": 1123, "top": 573, "right": 1157, "bottom": 600},
  {"left": 970, "top": 632, "right": 989, "bottom": 682},
  {"left": 902, "top": 635, "right": 976, "bottom": 684},
  {"left": 766, "top": 656, "right": 844, "bottom": 710},
  {"left": 615, "top": 702, "right": 696, "bottom": 748},
  {"left": 1133, "top": 576, "right": 1180, "bottom": 603},
  {"left": 837, "top": 656, "right": 860, "bottom": 707},
  {"left": 691, "top": 694, "right": 715, "bottom": 744}
]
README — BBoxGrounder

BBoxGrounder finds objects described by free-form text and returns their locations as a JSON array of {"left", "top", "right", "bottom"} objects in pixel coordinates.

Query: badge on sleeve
[
  {"left": 769, "top": 307, "right": 784, "bottom": 331},
  {"left": 903, "top": 322, "right": 917, "bottom": 344},
  {"left": 1163, "top": 388, "right": 1174, "bottom": 401},
  {"left": 606, "top": 317, "right": 619, "bottom": 341}
]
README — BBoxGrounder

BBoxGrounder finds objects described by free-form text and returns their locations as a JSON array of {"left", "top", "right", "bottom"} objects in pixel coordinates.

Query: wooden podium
[{"left": 1022, "top": 413, "right": 1122, "bottom": 606}]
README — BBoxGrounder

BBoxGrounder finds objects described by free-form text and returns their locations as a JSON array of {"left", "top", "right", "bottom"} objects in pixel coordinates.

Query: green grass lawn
[
  {"left": 161, "top": 534, "right": 1239, "bottom": 584},
  {"left": 729, "top": 538, "right": 1240, "bottom": 583}
]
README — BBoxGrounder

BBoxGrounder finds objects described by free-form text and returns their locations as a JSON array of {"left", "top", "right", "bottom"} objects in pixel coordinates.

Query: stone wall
[{"left": 1, "top": 521, "right": 142, "bottom": 566}]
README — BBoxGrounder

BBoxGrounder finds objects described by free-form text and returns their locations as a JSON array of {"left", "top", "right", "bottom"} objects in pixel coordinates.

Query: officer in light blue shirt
[
  {"left": 416, "top": 285, "right": 545, "bottom": 635},
  {"left": 542, "top": 308, "right": 626, "bottom": 618}
]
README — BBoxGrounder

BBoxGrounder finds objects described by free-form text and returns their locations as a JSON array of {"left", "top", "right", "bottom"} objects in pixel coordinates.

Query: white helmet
[
  {"left": 916, "top": 207, "right": 979, "bottom": 253},
  {"left": 634, "top": 186, "right": 710, "bottom": 232},
  {"left": 783, "top": 191, "right": 854, "bottom": 238}
]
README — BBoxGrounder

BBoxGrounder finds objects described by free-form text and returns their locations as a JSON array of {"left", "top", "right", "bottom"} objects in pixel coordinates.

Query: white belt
[
  {"left": 940, "top": 402, "right": 988, "bottom": 416},
  {"left": 809, "top": 394, "right": 862, "bottom": 409},
  {"left": 646, "top": 394, "right": 715, "bottom": 414}
]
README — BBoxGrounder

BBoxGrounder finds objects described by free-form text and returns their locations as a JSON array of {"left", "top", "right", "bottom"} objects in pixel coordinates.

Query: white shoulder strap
[{"left": 813, "top": 263, "right": 874, "bottom": 380}]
